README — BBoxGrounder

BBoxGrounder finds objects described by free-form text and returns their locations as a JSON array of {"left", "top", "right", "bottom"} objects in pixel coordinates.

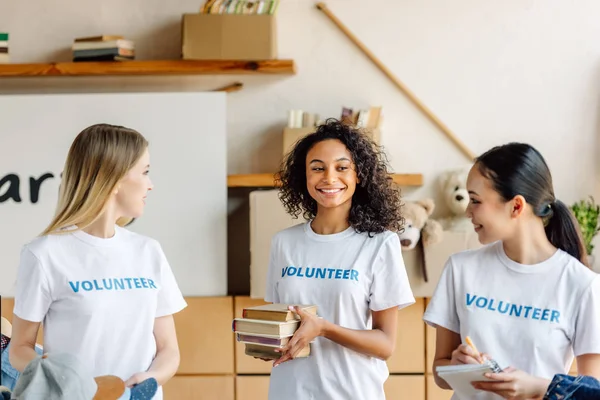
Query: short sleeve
[
  {"left": 369, "top": 234, "right": 415, "bottom": 311},
  {"left": 13, "top": 246, "right": 52, "bottom": 323},
  {"left": 572, "top": 275, "right": 600, "bottom": 356},
  {"left": 422, "top": 257, "right": 460, "bottom": 334},
  {"left": 155, "top": 244, "right": 187, "bottom": 318},
  {"left": 264, "top": 236, "right": 280, "bottom": 304}
]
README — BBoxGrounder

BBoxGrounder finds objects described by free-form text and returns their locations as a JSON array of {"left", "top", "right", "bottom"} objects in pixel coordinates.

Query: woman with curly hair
[{"left": 263, "top": 119, "right": 415, "bottom": 400}]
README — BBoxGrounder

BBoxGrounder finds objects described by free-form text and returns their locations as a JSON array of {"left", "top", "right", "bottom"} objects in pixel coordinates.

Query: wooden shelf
[
  {"left": 228, "top": 173, "right": 423, "bottom": 188},
  {"left": 0, "top": 59, "right": 296, "bottom": 77}
]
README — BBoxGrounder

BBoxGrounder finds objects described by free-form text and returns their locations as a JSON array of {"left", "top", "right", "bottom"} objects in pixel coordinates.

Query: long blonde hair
[{"left": 42, "top": 123, "right": 148, "bottom": 235}]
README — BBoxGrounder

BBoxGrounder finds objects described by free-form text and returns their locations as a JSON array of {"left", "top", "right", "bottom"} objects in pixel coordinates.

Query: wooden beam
[
  {"left": 0, "top": 60, "right": 297, "bottom": 77},
  {"left": 316, "top": 2, "right": 476, "bottom": 161},
  {"left": 227, "top": 173, "right": 423, "bottom": 188}
]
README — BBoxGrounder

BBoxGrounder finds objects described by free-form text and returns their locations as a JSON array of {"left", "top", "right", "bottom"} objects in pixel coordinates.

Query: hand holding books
[
  {"left": 232, "top": 303, "right": 318, "bottom": 364},
  {"left": 272, "top": 306, "right": 324, "bottom": 367}
]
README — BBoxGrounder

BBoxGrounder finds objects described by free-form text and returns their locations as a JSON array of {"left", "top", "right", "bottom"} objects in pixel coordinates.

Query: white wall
[
  {"left": 0, "top": 93, "right": 227, "bottom": 296},
  {"left": 1, "top": 1, "right": 600, "bottom": 229}
]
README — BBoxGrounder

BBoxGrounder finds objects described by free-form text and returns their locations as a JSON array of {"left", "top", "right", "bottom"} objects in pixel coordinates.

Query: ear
[
  {"left": 416, "top": 198, "right": 435, "bottom": 216},
  {"left": 510, "top": 195, "right": 526, "bottom": 218}
]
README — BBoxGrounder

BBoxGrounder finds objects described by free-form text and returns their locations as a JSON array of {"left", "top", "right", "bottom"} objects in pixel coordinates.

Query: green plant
[{"left": 570, "top": 196, "right": 600, "bottom": 255}]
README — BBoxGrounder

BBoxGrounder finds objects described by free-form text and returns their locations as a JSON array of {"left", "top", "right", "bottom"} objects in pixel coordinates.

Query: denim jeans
[
  {"left": 0, "top": 341, "right": 43, "bottom": 391},
  {"left": 544, "top": 374, "right": 600, "bottom": 399}
]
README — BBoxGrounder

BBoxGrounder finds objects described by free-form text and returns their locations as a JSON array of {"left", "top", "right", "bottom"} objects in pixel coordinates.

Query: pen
[{"left": 465, "top": 336, "right": 483, "bottom": 364}]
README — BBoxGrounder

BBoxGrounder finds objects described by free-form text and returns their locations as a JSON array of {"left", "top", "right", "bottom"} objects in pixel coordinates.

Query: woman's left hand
[
  {"left": 273, "top": 306, "right": 324, "bottom": 367},
  {"left": 125, "top": 372, "right": 153, "bottom": 388},
  {"left": 471, "top": 367, "right": 550, "bottom": 399}
]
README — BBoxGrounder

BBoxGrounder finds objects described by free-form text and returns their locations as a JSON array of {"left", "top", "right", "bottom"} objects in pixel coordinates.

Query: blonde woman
[{"left": 9, "top": 124, "right": 187, "bottom": 399}]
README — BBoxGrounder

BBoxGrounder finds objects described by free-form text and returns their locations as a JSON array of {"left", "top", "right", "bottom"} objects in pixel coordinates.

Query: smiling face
[
  {"left": 305, "top": 139, "right": 358, "bottom": 212},
  {"left": 114, "top": 147, "right": 153, "bottom": 219},
  {"left": 466, "top": 165, "right": 516, "bottom": 244}
]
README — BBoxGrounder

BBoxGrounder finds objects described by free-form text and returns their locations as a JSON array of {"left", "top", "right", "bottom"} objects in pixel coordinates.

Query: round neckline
[
  {"left": 71, "top": 225, "right": 122, "bottom": 247},
  {"left": 495, "top": 241, "right": 564, "bottom": 274},
  {"left": 303, "top": 221, "right": 356, "bottom": 242}
]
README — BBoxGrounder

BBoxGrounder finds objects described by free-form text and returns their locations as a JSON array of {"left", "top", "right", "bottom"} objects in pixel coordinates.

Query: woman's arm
[
  {"left": 432, "top": 326, "right": 461, "bottom": 390},
  {"left": 125, "top": 315, "right": 181, "bottom": 387},
  {"left": 8, "top": 316, "right": 42, "bottom": 372},
  {"left": 273, "top": 306, "right": 398, "bottom": 367},
  {"left": 576, "top": 354, "right": 600, "bottom": 379},
  {"left": 322, "top": 306, "right": 398, "bottom": 359},
  {"left": 432, "top": 326, "right": 484, "bottom": 390}
]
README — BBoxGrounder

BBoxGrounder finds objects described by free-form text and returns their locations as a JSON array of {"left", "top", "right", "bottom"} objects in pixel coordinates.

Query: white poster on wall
[{"left": 0, "top": 92, "right": 227, "bottom": 297}]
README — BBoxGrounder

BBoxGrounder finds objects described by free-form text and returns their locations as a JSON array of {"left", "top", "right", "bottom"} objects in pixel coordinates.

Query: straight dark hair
[{"left": 476, "top": 142, "right": 588, "bottom": 267}]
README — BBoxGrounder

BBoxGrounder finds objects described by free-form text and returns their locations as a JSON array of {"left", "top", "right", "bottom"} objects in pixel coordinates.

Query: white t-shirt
[
  {"left": 423, "top": 240, "right": 600, "bottom": 400},
  {"left": 13, "top": 226, "right": 187, "bottom": 400},
  {"left": 265, "top": 222, "right": 416, "bottom": 400}
]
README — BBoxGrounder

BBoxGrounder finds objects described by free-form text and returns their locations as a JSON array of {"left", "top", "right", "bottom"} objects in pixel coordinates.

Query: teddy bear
[
  {"left": 398, "top": 198, "right": 443, "bottom": 251},
  {"left": 437, "top": 164, "right": 474, "bottom": 232}
]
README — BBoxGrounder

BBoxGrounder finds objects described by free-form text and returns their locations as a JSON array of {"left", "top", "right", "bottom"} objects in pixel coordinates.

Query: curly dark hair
[{"left": 277, "top": 119, "right": 404, "bottom": 236}]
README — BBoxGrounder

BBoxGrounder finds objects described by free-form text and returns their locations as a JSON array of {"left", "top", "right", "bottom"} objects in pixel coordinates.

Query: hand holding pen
[{"left": 450, "top": 336, "right": 489, "bottom": 365}]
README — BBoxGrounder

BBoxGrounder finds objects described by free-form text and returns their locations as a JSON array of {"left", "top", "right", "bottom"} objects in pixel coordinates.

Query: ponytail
[{"left": 545, "top": 199, "right": 589, "bottom": 267}]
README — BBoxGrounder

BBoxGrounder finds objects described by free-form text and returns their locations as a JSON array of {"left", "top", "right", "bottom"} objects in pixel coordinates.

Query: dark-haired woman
[
  {"left": 424, "top": 142, "right": 600, "bottom": 400},
  {"left": 263, "top": 119, "right": 415, "bottom": 400}
]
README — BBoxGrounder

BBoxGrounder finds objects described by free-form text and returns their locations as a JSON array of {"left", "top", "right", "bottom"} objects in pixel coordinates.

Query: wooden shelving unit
[
  {"left": 0, "top": 59, "right": 296, "bottom": 77},
  {"left": 227, "top": 173, "right": 423, "bottom": 188}
]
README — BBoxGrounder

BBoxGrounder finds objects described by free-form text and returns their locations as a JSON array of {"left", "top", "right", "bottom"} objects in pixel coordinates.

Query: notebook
[{"left": 436, "top": 359, "right": 503, "bottom": 397}]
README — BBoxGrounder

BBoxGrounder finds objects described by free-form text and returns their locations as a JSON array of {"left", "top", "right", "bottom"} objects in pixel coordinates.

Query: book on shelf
[
  {"left": 201, "top": 0, "right": 280, "bottom": 15},
  {"left": 0, "top": 33, "right": 9, "bottom": 64},
  {"left": 74, "top": 35, "right": 124, "bottom": 42},
  {"left": 341, "top": 106, "right": 383, "bottom": 130},
  {"left": 71, "top": 35, "right": 135, "bottom": 62}
]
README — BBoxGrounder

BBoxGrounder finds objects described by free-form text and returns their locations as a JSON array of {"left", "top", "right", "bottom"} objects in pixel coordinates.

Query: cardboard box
[
  {"left": 182, "top": 14, "right": 277, "bottom": 60},
  {"left": 405, "top": 230, "right": 481, "bottom": 297},
  {"left": 282, "top": 127, "right": 315, "bottom": 156},
  {"left": 282, "top": 127, "right": 381, "bottom": 157},
  {"left": 249, "top": 190, "right": 298, "bottom": 298}
]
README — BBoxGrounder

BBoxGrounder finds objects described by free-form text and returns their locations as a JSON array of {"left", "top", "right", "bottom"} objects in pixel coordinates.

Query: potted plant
[{"left": 570, "top": 196, "right": 600, "bottom": 269}]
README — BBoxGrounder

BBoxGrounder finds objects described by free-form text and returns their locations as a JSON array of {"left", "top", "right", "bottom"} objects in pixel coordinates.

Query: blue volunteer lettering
[
  {"left": 281, "top": 266, "right": 359, "bottom": 281},
  {"left": 69, "top": 277, "right": 157, "bottom": 293},
  {"left": 466, "top": 293, "right": 560, "bottom": 323}
]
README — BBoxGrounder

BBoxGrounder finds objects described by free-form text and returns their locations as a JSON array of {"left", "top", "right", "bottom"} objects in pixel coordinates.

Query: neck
[
  {"left": 502, "top": 218, "right": 556, "bottom": 265},
  {"left": 311, "top": 204, "right": 351, "bottom": 235},
  {"left": 82, "top": 207, "right": 118, "bottom": 239}
]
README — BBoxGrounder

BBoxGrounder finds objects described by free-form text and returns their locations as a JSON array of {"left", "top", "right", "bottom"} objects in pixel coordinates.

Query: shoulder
[
  {"left": 23, "top": 233, "right": 62, "bottom": 259},
  {"left": 116, "top": 226, "right": 163, "bottom": 253},
  {"left": 272, "top": 222, "right": 308, "bottom": 243},
  {"left": 368, "top": 230, "right": 400, "bottom": 250},
  {"left": 445, "top": 241, "right": 499, "bottom": 270},
  {"left": 558, "top": 252, "right": 598, "bottom": 290}
]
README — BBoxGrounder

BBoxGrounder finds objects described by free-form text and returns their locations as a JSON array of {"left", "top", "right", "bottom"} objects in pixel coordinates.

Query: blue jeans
[
  {"left": 544, "top": 374, "right": 600, "bottom": 399},
  {"left": 0, "top": 341, "right": 43, "bottom": 391}
]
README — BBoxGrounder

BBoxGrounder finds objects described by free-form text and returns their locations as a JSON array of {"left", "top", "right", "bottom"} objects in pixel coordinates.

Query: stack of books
[
  {"left": 0, "top": 33, "right": 8, "bottom": 64},
  {"left": 287, "top": 110, "right": 320, "bottom": 129},
  {"left": 201, "top": 0, "right": 280, "bottom": 15},
  {"left": 340, "top": 105, "right": 383, "bottom": 130},
  {"left": 232, "top": 303, "right": 317, "bottom": 360},
  {"left": 71, "top": 35, "right": 135, "bottom": 62}
]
